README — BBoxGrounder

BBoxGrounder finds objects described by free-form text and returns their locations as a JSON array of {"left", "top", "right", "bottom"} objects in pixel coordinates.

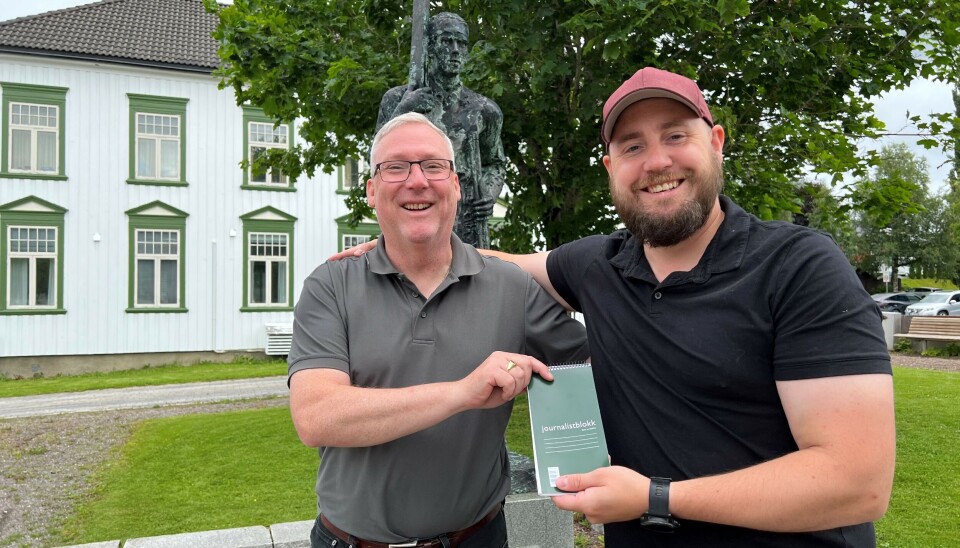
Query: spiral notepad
[{"left": 526, "top": 362, "right": 609, "bottom": 496}]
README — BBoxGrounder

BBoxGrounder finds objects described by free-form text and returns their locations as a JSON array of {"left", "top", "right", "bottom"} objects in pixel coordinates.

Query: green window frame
[
  {"left": 335, "top": 213, "right": 379, "bottom": 252},
  {"left": 241, "top": 105, "right": 294, "bottom": 191},
  {"left": 0, "top": 196, "right": 67, "bottom": 314},
  {"left": 127, "top": 94, "right": 188, "bottom": 186},
  {"left": 338, "top": 157, "right": 367, "bottom": 195},
  {"left": 241, "top": 206, "right": 296, "bottom": 312},
  {"left": 125, "top": 201, "right": 188, "bottom": 313},
  {"left": 1, "top": 83, "right": 68, "bottom": 181}
]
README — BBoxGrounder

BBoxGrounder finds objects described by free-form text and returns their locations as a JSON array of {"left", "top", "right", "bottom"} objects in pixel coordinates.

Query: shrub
[
  {"left": 920, "top": 343, "right": 960, "bottom": 357},
  {"left": 894, "top": 339, "right": 914, "bottom": 353}
]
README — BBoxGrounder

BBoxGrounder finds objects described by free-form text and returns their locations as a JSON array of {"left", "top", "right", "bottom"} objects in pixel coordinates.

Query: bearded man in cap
[{"left": 334, "top": 67, "right": 895, "bottom": 547}]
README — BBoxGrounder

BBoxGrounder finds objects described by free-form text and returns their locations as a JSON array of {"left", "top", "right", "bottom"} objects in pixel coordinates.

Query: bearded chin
[
  {"left": 612, "top": 160, "right": 724, "bottom": 248},
  {"left": 617, "top": 200, "right": 706, "bottom": 247}
]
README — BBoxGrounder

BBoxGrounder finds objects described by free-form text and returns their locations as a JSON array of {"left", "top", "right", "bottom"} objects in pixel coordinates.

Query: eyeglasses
[{"left": 374, "top": 159, "right": 454, "bottom": 183}]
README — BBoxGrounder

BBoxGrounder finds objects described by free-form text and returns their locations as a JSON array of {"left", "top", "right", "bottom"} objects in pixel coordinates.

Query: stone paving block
[
  {"left": 123, "top": 525, "right": 272, "bottom": 548},
  {"left": 505, "top": 492, "right": 573, "bottom": 548},
  {"left": 270, "top": 520, "right": 313, "bottom": 548}
]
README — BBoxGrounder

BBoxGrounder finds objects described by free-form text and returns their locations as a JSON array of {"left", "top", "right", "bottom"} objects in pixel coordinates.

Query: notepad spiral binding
[{"left": 547, "top": 362, "right": 591, "bottom": 371}]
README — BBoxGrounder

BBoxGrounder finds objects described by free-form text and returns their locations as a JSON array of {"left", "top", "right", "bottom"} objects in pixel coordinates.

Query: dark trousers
[{"left": 311, "top": 510, "right": 508, "bottom": 548}]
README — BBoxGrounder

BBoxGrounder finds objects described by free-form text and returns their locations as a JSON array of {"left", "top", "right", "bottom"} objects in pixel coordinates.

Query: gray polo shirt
[{"left": 288, "top": 235, "right": 589, "bottom": 543}]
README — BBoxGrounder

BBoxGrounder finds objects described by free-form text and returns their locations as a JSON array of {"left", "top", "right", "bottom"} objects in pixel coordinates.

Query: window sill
[
  {"left": 126, "top": 178, "right": 188, "bottom": 187},
  {"left": 240, "top": 184, "right": 296, "bottom": 192},
  {"left": 0, "top": 308, "right": 66, "bottom": 315},
  {"left": 240, "top": 306, "right": 294, "bottom": 313},
  {"left": 0, "top": 172, "right": 68, "bottom": 181},
  {"left": 335, "top": 189, "right": 353, "bottom": 195},
  {"left": 125, "top": 307, "right": 189, "bottom": 313}
]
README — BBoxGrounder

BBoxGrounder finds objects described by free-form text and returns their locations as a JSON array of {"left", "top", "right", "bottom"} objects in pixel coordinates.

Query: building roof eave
[{"left": 0, "top": 46, "right": 216, "bottom": 74}]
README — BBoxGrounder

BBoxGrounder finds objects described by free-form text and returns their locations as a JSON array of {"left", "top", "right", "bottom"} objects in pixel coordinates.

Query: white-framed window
[
  {"left": 249, "top": 232, "right": 288, "bottom": 306},
  {"left": 9, "top": 102, "right": 59, "bottom": 174},
  {"left": 6, "top": 225, "right": 56, "bottom": 308},
  {"left": 1, "top": 196, "right": 67, "bottom": 314},
  {"left": 340, "top": 157, "right": 367, "bottom": 193},
  {"left": 1, "top": 83, "right": 67, "bottom": 180},
  {"left": 335, "top": 212, "right": 378, "bottom": 252},
  {"left": 342, "top": 234, "right": 370, "bottom": 249},
  {"left": 248, "top": 121, "right": 289, "bottom": 185},
  {"left": 134, "top": 229, "right": 180, "bottom": 307},
  {"left": 125, "top": 201, "right": 188, "bottom": 313},
  {"left": 127, "top": 94, "right": 188, "bottom": 185},
  {"left": 136, "top": 113, "right": 180, "bottom": 180}
]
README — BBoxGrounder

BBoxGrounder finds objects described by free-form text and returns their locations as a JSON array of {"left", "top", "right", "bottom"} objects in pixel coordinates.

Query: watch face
[{"left": 640, "top": 513, "right": 679, "bottom": 533}]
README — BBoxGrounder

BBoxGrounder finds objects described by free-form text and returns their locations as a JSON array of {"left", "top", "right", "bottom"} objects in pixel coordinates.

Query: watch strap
[
  {"left": 648, "top": 476, "right": 672, "bottom": 516},
  {"left": 640, "top": 476, "right": 679, "bottom": 532}
]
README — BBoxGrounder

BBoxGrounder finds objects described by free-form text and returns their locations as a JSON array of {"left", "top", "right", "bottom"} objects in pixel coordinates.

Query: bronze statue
[{"left": 377, "top": 12, "right": 506, "bottom": 249}]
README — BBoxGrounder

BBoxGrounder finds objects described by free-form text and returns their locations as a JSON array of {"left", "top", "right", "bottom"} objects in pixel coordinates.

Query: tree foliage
[
  {"left": 846, "top": 144, "right": 957, "bottom": 289},
  {"left": 942, "top": 88, "right": 960, "bottom": 285},
  {"left": 793, "top": 180, "right": 855, "bottom": 253},
  {"left": 204, "top": 0, "right": 960, "bottom": 251}
]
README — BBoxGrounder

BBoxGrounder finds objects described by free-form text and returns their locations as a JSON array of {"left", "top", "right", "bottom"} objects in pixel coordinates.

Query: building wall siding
[{"left": 0, "top": 54, "right": 350, "bottom": 359}]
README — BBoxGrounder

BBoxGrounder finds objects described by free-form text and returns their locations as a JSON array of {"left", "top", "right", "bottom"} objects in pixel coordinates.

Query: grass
[
  {"left": 14, "top": 362, "right": 958, "bottom": 546},
  {"left": 56, "top": 406, "right": 319, "bottom": 544},
  {"left": 876, "top": 367, "right": 960, "bottom": 547},
  {"left": 0, "top": 358, "right": 287, "bottom": 398},
  {"left": 55, "top": 396, "right": 535, "bottom": 546},
  {"left": 900, "top": 278, "right": 958, "bottom": 291}
]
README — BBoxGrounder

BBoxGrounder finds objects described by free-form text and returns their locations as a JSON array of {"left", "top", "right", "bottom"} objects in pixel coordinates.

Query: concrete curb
[{"left": 56, "top": 495, "right": 571, "bottom": 547}]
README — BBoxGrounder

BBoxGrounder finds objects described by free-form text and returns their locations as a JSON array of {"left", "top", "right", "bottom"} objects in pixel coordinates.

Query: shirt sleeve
[
  {"left": 771, "top": 230, "right": 891, "bottom": 380},
  {"left": 546, "top": 235, "right": 611, "bottom": 313},
  {"left": 287, "top": 263, "right": 351, "bottom": 384},
  {"left": 522, "top": 275, "right": 590, "bottom": 364}
]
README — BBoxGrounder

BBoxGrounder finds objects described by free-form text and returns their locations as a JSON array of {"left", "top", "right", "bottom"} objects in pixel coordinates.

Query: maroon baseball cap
[{"left": 601, "top": 67, "right": 714, "bottom": 146}]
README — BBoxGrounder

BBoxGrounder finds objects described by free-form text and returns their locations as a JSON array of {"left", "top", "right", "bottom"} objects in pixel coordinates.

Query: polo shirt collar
[
  {"left": 365, "top": 233, "right": 485, "bottom": 279},
  {"left": 609, "top": 195, "right": 750, "bottom": 282}
]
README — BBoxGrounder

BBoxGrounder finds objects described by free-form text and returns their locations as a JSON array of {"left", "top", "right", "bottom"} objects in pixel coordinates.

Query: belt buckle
[{"left": 388, "top": 543, "right": 418, "bottom": 548}]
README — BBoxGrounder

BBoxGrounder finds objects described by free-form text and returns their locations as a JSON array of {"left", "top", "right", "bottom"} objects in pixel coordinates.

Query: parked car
[
  {"left": 871, "top": 292, "right": 924, "bottom": 314},
  {"left": 904, "top": 291, "right": 960, "bottom": 316},
  {"left": 907, "top": 286, "right": 942, "bottom": 294}
]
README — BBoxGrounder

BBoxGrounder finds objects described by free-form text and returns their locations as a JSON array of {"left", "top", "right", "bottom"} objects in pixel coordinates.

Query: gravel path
[
  {"left": 0, "top": 355, "right": 955, "bottom": 548},
  {"left": 889, "top": 353, "right": 960, "bottom": 372}
]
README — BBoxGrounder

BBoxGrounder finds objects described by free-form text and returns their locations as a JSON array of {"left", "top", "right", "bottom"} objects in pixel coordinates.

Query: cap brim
[{"left": 602, "top": 89, "right": 704, "bottom": 144}]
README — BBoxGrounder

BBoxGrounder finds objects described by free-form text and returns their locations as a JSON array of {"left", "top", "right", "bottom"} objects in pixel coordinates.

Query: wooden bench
[{"left": 894, "top": 316, "right": 960, "bottom": 351}]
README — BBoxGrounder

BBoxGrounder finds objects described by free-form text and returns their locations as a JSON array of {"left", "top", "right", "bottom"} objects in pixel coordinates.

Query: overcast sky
[{"left": 4, "top": 0, "right": 955, "bottom": 191}]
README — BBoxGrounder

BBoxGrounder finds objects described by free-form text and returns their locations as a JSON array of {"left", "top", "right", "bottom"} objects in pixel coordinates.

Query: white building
[{"left": 0, "top": 0, "right": 376, "bottom": 375}]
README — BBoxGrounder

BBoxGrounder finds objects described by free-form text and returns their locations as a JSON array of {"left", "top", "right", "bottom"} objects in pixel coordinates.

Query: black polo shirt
[{"left": 547, "top": 196, "right": 890, "bottom": 547}]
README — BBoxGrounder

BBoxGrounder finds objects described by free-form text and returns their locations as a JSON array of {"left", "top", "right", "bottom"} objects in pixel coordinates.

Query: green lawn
[
  {"left": 56, "top": 406, "right": 319, "bottom": 544},
  {"left": 47, "top": 367, "right": 959, "bottom": 546},
  {"left": 877, "top": 367, "right": 960, "bottom": 547},
  {"left": 900, "top": 278, "right": 958, "bottom": 291},
  {"left": 0, "top": 358, "right": 287, "bottom": 398},
  {"left": 54, "top": 395, "right": 535, "bottom": 546}
]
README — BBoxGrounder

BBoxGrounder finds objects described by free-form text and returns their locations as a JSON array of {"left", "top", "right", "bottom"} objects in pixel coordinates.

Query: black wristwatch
[{"left": 640, "top": 477, "right": 680, "bottom": 532}]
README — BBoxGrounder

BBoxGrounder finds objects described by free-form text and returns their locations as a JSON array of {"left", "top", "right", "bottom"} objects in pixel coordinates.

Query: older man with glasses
[{"left": 288, "top": 112, "right": 589, "bottom": 548}]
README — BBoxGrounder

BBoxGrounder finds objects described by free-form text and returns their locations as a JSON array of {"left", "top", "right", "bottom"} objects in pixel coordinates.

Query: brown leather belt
[{"left": 319, "top": 504, "right": 501, "bottom": 548}]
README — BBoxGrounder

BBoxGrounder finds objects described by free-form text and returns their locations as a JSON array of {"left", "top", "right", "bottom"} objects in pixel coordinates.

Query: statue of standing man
[{"left": 377, "top": 12, "right": 506, "bottom": 249}]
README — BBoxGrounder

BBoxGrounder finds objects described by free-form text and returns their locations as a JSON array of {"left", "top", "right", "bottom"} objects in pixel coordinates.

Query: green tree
[
  {"left": 942, "top": 87, "right": 960, "bottom": 285},
  {"left": 205, "top": 0, "right": 960, "bottom": 251},
  {"left": 793, "top": 180, "right": 855, "bottom": 255},
  {"left": 848, "top": 144, "right": 956, "bottom": 290}
]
